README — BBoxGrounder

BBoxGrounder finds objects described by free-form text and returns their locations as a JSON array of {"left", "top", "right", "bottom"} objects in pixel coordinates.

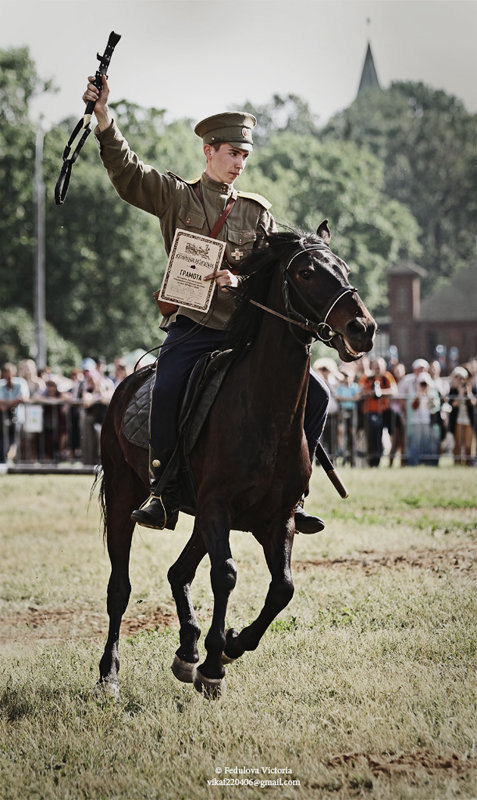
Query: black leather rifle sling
[{"left": 55, "top": 31, "right": 121, "bottom": 205}]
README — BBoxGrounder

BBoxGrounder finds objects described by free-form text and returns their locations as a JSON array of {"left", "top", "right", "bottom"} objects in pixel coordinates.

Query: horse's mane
[{"left": 223, "top": 227, "right": 320, "bottom": 353}]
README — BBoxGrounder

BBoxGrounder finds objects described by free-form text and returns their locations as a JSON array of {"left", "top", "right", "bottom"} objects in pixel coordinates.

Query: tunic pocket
[
  {"left": 177, "top": 206, "right": 207, "bottom": 233},
  {"left": 226, "top": 227, "right": 257, "bottom": 265}
]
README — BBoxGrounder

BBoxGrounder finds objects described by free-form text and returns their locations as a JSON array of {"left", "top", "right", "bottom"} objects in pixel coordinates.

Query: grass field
[{"left": 0, "top": 466, "right": 476, "bottom": 799}]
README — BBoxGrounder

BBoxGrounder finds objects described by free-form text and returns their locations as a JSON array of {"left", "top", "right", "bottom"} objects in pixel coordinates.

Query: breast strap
[{"left": 193, "top": 183, "right": 237, "bottom": 239}]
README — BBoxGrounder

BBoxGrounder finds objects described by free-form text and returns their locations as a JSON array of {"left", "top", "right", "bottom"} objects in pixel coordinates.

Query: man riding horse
[{"left": 83, "top": 75, "right": 330, "bottom": 533}]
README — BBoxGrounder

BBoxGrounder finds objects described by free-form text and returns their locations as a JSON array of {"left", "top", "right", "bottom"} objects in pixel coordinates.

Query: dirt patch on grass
[
  {"left": 309, "top": 750, "right": 475, "bottom": 795},
  {"left": 295, "top": 545, "right": 477, "bottom": 576},
  {"left": 121, "top": 607, "right": 177, "bottom": 634},
  {"left": 326, "top": 749, "right": 474, "bottom": 777},
  {"left": 0, "top": 604, "right": 176, "bottom": 644},
  {"left": 2, "top": 545, "right": 475, "bottom": 645}
]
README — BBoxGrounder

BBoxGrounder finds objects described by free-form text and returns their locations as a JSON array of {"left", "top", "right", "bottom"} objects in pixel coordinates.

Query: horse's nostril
[{"left": 347, "top": 318, "right": 367, "bottom": 335}]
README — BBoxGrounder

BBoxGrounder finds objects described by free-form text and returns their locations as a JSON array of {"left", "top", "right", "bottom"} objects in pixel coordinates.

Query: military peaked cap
[{"left": 194, "top": 111, "right": 256, "bottom": 151}]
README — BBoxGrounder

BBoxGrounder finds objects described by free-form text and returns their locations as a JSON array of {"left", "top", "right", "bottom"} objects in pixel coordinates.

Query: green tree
[
  {"left": 323, "top": 82, "right": 477, "bottom": 288},
  {"left": 0, "top": 48, "right": 53, "bottom": 312},
  {"left": 110, "top": 100, "right": 202, "bottom": 177},
  {"left": 0, "top": 307, "right": 81, "bottom": 369},
  {"left": 244, "top": 133, "right": 421, "bottom": 312},
  {"left": 243, "top": 94, "right": 320, "bottom": 146},
  {"left": 45, "top": 128, "right": 163, "bottom": 360}
]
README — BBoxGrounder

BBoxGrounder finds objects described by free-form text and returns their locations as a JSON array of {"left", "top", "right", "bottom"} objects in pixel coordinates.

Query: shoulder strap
[
  {"left": 237, "top": 190, "right": 272, "bottom": 210},
  {"left": 192, "top": 183, "right": 237, "bottom": 239},
  {"left": 167, "top": 171, "right": 201, "bottom": 185}
]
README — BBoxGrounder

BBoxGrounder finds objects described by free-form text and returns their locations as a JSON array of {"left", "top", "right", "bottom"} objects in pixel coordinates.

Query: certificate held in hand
[{"left": 158, "top": 230, "right": 226, "bottom": 314}]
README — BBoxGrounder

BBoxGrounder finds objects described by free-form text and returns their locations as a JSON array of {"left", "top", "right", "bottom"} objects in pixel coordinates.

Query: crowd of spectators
[
  {"left": 1, "top": 351, "right": 476, "bottom": 468},
  {"left": 0, "top": 356, "right": 131, "bottom": 465},
  {"left": 312, "top": 354, "right": 477, "bottom": 468}
]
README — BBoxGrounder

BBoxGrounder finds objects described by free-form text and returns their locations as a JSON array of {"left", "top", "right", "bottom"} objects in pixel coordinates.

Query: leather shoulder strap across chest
[{"left": 192, "top": 183, "right": 237, "bottom": 239}]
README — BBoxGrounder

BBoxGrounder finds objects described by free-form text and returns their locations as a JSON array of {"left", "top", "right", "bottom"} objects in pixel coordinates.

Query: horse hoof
[
  {"left": 223, "top": 628, "right": 242, "bottom": 661},
  {"left": 93, "top": 680, "right": 120, "bottom": 700},
  {"left": 193, "top": 669, "right": 225, "bottom": 699},
  {"left": 171, "top": 655, "right": 197, "bottom": 684}
]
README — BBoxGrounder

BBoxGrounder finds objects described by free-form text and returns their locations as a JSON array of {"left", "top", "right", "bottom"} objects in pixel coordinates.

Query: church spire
[{"left": 357, "top": 41, "right": 381, "bottom": 95}]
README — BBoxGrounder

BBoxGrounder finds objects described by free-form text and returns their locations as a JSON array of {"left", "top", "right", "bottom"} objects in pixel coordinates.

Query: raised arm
[{"left": 81, "top": 74, "right": 178, "bottom": 218}]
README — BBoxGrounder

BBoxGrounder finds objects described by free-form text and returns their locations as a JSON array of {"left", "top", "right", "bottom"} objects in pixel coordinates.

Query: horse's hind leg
[
  {"left": 167, "top": 528, "right": 207, "bottom": 683},
  {"left": 96, "top": 462, "right": 146, "bottom": 698},
  {"left": 223, "top": 524, "right": 294, "bottom": 662}
]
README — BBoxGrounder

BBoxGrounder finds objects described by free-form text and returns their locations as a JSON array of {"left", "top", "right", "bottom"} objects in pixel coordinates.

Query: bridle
[{"left": 247, "top": 244, "right": 358, "bottom": 344}]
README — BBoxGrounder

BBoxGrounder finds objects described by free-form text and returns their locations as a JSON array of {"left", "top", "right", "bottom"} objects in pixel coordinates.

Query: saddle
[{"left": 121, "top": 349, "right": 237, "bottom": 511}]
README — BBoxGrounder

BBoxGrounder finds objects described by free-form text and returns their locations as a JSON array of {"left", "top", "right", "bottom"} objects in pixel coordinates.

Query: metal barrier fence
[
  {"left": 0, "top": 395, "right": 472, "bottom": 473},
  {"left": 0, "top": 400, "right": 99, "bottom": 474},
  {"left": 319, "top": 395, "right": 466, "bottom": 467}
]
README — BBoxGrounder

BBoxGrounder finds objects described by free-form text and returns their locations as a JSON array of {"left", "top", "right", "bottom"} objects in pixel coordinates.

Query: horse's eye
[{"left": 299, "top": 268, "right": 313, "bottom": 280}]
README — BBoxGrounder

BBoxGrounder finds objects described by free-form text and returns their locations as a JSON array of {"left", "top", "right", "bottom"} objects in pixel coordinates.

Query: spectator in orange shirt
[{"left": 358, "top": 358, "right": 397, "bottom": 466}]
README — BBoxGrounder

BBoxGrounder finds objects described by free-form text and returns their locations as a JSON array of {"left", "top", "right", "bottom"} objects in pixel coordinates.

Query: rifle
[
  {"left": 315, "top": 442, "right": 349, "bottom": 498},
  {"left": 54, "top": 31, "right": 121, "bottom": 205}
]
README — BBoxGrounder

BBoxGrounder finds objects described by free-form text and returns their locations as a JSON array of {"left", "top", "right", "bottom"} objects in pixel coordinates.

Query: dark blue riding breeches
[{"left": 150, "top": 316, "right": 330, "bottom": 462}]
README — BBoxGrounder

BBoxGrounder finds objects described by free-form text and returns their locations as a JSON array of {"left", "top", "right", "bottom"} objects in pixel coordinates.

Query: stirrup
[{"left": 131, "top": 495, "right": 169, "bottom": 530}]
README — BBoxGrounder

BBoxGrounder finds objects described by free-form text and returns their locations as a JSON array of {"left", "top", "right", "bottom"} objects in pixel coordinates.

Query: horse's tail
[{"left": 90, "top": 465, "right": 107, "bottom": 542}]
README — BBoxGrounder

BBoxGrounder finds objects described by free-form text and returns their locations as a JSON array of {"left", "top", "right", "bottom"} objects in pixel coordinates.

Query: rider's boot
[
  {"left": 294, "top": 496, "right": 325, "bottom": 534},
  {"left": 131, "top": 453, "right": 179, "bottom": 531}
]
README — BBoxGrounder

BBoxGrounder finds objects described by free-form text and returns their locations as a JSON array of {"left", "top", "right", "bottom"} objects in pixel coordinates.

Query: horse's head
[{"left": 282, "top": 220, "right": 376, "bottom": 361}]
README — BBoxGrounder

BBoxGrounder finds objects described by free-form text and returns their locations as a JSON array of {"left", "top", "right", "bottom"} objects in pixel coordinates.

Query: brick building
[{"left": 387, "top": 261, "right": 477, "bottom": 369}]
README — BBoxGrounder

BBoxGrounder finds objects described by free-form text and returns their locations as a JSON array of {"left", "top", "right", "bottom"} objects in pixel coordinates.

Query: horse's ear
[
  {"left": 317, "top": 219, "right": 331, "bottom": 244},
  {"left": 253, "top": 226, "right": 270, "bottom": 251}
]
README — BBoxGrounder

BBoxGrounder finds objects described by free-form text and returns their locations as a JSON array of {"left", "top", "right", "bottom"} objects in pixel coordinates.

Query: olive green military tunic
[{"left": 95, "top": 120, "right": 276, "bottom": 329}]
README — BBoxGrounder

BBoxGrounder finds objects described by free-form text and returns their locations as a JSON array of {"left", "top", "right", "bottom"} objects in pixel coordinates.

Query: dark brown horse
[{"left": 96, "top": 221, "right": 376, "bottom": 698}]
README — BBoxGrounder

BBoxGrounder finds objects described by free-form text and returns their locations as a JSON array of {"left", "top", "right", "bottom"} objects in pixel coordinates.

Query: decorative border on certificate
[{"left": 158, "top": 229, "right": 226, "bottom": 313}]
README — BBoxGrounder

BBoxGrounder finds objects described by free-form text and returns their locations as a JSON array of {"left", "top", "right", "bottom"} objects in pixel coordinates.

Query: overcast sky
[{"left": 2, "top": 0, "right": 476, "bottom": 129}]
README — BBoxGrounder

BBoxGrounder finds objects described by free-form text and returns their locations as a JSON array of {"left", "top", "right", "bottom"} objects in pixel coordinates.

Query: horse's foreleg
[
  {"left": 194, "top": 508, "right": 236, "bottom": 697},
  {"left": 167, "top": 529, "right": 207, "bottom": 683},
  {"left": 224, "top": 524, "right": 294, "bottom": 661}
]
